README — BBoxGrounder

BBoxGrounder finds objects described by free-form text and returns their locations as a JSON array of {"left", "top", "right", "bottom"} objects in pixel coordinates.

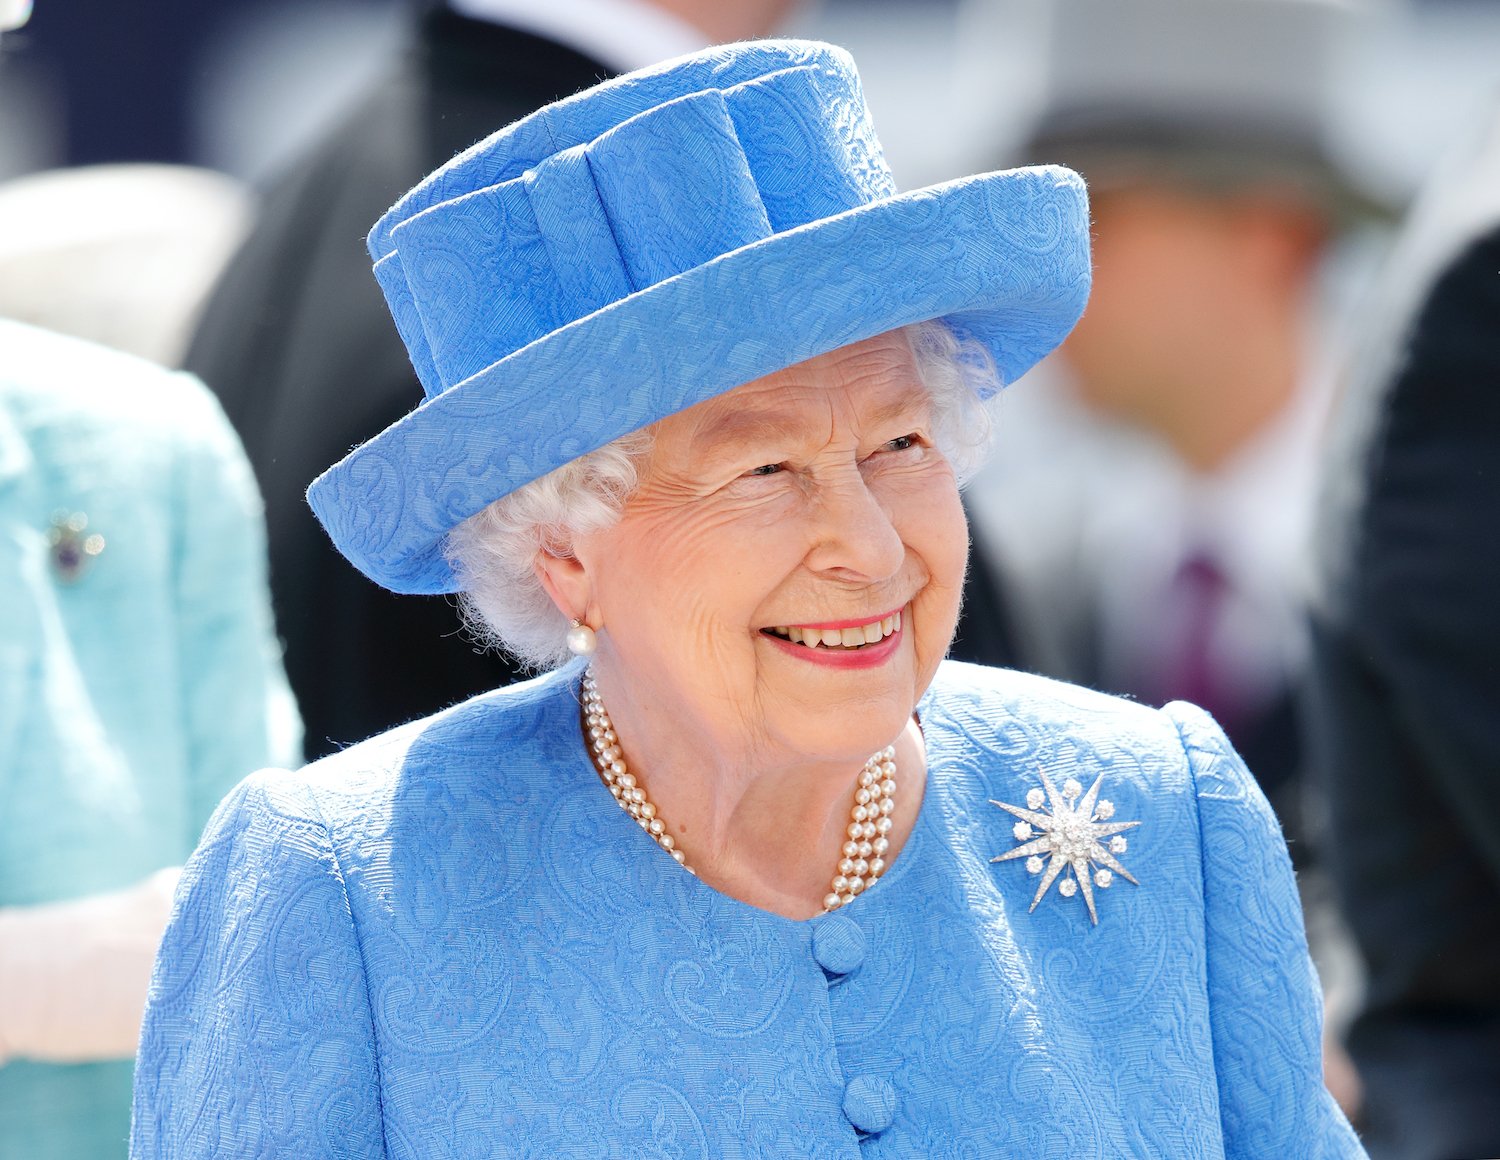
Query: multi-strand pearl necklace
[{"left": 581, "top": 669, "right": 897, "bottom": 912}]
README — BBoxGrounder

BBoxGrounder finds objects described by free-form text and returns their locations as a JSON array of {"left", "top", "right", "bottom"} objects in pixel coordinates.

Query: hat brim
[{"left": 308, "top": 165, "right": 1091, "bottom": 595}]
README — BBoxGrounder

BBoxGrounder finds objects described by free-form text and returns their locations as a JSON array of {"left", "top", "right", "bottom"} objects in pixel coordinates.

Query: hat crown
[{"left": 373, "top": 43, "right": 894, "bottom": 399}]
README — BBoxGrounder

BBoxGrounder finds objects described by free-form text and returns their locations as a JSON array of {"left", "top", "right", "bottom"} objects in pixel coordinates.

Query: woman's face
[{"left": 563, "top": 329, "right": 969, "bottom": 765}]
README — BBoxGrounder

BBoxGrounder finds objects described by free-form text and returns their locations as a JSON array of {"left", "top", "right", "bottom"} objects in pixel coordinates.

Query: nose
[{"left": 802, "top": 466, "right": 905, "bottom": 583}]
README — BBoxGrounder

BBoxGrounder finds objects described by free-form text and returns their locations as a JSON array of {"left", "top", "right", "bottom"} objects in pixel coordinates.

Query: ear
[{"left": 534, "top": 547, "right": 598, "bottom": 628}]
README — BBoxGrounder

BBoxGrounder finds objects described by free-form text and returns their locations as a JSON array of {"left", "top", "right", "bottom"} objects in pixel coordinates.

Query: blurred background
[
  {"left": 4, "top": 0, "right": 1500, "bottom": 193},
  {"left": 2, "top": 0, "right": 1499, "bottom": 1157}
]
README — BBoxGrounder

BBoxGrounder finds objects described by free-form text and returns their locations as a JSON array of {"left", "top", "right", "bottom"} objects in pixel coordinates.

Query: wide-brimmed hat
[
  {"left": 1015, "top": 0, "right": 1389, "bottom": 223},
  {"left": 308, "top": 40, "right": 1091, "bottom": 595}
]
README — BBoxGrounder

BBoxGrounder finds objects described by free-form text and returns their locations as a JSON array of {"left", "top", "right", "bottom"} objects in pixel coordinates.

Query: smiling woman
[{"left": 131, "top": 39, "right": 1366, "bottom": 1160}]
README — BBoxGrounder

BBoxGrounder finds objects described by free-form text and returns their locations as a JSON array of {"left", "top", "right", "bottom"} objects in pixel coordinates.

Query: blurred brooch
[
  {"left": 990, "top": 772, "right": 1139, "bottom": 925},
  {"left": 47, "top": 510, "right": 105, "bottom": 583}
]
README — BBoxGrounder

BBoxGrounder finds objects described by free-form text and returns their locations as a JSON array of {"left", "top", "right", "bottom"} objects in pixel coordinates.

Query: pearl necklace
[{"left": 581, "top": 670, "right": 897, "bottom": 912}]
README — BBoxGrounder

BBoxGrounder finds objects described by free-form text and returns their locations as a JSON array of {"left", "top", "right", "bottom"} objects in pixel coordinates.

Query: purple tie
[{"left": 1154, "top": 552, "right": 1240, "bottom": 729}]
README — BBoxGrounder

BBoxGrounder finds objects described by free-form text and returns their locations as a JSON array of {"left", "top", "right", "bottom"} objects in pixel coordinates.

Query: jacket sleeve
[
  {"left": 131, "top": 772, "right": 386, "bottom": 1159},
  {"left": 166, "top": 374, "right": 303, "bottom": 830},
  {"left": 1165, "top": 702, "right": 1366, "bottom": 1160}
]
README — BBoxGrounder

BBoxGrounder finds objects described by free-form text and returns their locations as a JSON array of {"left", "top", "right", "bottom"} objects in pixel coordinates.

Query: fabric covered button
[
  {"left": 812, "top": 912, "right": 866, "bottom": 977},
  {"left": 842, "top": 1074, "right": 897, "bottom": 1134}
]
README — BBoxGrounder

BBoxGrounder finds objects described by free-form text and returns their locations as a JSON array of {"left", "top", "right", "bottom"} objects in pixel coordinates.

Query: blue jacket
[
  {"left": 0, "top": 322, "right": 300, "bottom": 1157},
  {"left": 133, "top": 661, "right": 1363, "bottom": 1158}
]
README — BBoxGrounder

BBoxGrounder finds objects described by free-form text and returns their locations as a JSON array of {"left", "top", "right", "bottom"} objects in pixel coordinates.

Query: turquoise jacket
[
  {"left": 133, "top": 660, "right": 1362, "bottom": 1158},
  {"left": 0, "top": 322, "right": 300, "bottom": 1157}
]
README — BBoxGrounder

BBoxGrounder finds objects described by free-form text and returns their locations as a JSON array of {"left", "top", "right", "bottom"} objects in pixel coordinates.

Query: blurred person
[
  {"left": 966, "top": 0, "right": 1384, "bottom": 831},
  {"left": 1306, "top": 100, "right": 1500, "bottom": 1160},
  {"left": 0, "top": 164, "right": 251, "bottom": 366},
  {"left": 0, "top": 320, "right": 300, "bottom": 1157},
  {"left": 186, "top": 0, "right": 819, "bottom": 759},
  {"left": 134, "top": 43, "right": 1362, "bottom": 1157}
]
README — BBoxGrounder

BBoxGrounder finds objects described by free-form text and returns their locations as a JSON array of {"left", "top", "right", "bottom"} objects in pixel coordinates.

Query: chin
[{"left": 764, "top": 643, "right": 929, "bottom": 749}]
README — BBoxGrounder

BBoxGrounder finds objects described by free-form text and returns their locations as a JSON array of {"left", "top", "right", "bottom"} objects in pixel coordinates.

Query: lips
[{"left": 762, "top": 609, "right": 902, "bottom": 650}]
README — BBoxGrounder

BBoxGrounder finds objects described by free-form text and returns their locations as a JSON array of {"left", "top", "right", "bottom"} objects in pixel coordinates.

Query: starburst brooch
[{"left": 990, "top": 772, "right": 1140, "bottom": 924}]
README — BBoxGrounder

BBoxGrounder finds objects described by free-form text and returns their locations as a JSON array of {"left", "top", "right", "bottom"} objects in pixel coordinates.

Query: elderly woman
[{"left": 132, "top": 41, "right": 1363, "bottom": 1158}]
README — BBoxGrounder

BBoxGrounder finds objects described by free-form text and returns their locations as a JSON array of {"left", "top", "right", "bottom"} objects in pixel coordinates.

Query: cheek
[
  {"left": 920, "top": 495, "right": 970, "bottom": 626},
  {"left": 894, "top": 468, "right": 966, "bottom": 567},
  {"left": 886, "top": 463, "right": 968, "bottom": 577},
  {"left": 593, "top": 503, "right": 796, "bottom": 645},
  {"left": 881, "top": 466, "right": 968, "bottom": 649}
]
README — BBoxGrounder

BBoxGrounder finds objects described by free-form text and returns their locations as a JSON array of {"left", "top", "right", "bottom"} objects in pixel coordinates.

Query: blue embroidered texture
[
  {"left": 132, "top": 663, "right": 1365, "bottom": 1158},
  {"left": 305, "top": 41, "right": 1092, "bottom": 596}
]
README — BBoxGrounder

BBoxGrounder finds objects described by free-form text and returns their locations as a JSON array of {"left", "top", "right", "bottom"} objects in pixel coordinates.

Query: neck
[
  {"left": 649, "top": 0, "right": 795, "bottom": 42},
  {"left": 1160, "top": 343, "right": 1301, "bottom": 474},
  {"left": 583, "top": 667, "right": 927, "bottom": 919}
]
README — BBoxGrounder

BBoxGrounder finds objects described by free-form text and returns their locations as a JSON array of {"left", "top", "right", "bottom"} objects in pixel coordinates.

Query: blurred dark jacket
[
  {"left": 185, "top": 9, "right": 613, "bottom": 757},
  {"left": 1305, "top": 110, "right": 1500, "bottom": 1159},
  {"left": 186, "top": 6, "right": 1022, "bottom": 757}
]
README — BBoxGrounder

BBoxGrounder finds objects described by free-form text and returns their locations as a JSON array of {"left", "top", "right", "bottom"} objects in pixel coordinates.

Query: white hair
[{"left": 445, "top": 321, "right": 1002, "bottom": 670}]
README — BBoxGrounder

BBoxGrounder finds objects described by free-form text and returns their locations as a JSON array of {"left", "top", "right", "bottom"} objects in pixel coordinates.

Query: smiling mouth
[{"left": 762, "top": 609, "right": 903, "bottom": 650}]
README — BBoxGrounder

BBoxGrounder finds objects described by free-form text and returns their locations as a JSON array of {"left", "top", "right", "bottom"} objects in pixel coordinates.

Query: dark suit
[
  {"left": 186, "top": 9, "right": 613, "bottom": 757},
  {"left": 1306, "top": 194, "right": 1500, "bottom": 1155},
  {"left": 188, "top": 5, "right": 1024, "bottom": 757}
]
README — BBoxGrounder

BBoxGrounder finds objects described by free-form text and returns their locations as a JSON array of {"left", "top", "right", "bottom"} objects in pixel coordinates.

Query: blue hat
[{"left": 308, "top": 40, "right": 1092, "bottom": 595}]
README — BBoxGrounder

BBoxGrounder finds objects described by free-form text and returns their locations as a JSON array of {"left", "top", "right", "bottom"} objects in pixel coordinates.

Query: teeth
[{"left": 767, "top": 608, "right": 906, "bottom": 648}]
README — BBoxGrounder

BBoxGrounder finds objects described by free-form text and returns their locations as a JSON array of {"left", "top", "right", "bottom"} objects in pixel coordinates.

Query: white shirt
[
  {"left": 446, "top": 0, "right": 710, "bottom": 74},
  {"left": 967, "top": 357, "right": 1333, "bottom": 714}
]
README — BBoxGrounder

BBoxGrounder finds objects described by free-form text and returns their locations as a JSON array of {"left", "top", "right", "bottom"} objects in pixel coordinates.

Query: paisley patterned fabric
[
  {"left": 305, "top": 42, "right": 1092, "bottom": 595},
  {"left": 132, "top": 662, "right": 1364, "bottom": 1158}
]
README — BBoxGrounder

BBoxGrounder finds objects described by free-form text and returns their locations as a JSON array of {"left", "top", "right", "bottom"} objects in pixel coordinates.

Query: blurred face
[
  {"left": 1062, "top": 185, "right": 1245, "bottom": 421},
  {"left": 1060, "top": 183, "right": 1325, "bottom": 430},
  {"left": 568, "top": 330, "right": 968, "bottom": 766}
]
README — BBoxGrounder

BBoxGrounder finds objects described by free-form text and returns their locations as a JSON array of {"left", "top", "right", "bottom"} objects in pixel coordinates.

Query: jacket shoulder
[
  {"left": 251, "top": 668, "right": 578, "bottom": 833},
  {"left": 928, "top": 660, "right": 1177, "bottom": 749},
  {"left": 923, "top": 661, "right": 1197, "bottom": 819},
  {"left": 0, "top": 320, "right": 243, "bottom": 499},
  {"left": 2, "top": 321, "right": 221, "bottom": 427}
]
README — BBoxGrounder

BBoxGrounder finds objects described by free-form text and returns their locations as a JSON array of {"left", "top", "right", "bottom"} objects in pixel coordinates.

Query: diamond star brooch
[{"left": 990, "top": 772, "right": 1140, "bottom": 925}]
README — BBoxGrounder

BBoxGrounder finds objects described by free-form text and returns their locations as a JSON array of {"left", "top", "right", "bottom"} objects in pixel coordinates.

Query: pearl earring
[{"left": 566, "top": 619, "right": 597, "bottom": 657}]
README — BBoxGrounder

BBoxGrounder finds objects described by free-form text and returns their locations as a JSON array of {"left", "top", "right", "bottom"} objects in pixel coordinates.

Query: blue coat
[
  {"left": 133, "top": 661, "right": 1363, "bottom": 1158},
  {"left": 0, "top": 322, "right": 300, "bottom": 1157}
]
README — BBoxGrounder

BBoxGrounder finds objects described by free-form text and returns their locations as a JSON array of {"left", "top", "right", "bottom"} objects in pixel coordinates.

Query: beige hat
[
  {"left": 0, "top": 164, "right": 251, "bottom": 365},
  {"left": 1020, "top": 0, "right": 1390, "bottom": 221}
]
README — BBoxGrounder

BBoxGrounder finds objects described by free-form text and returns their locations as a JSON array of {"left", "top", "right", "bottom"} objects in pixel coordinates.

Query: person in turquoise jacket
[
  {"left": 0, "top": 321, "right": 300, "bottom": 1157},
  {"left": 132, "top": 42, "right": 1363, "bottom": 1156}
]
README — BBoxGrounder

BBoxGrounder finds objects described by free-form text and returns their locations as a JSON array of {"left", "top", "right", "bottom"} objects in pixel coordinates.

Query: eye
[
  {"left": 745, "top": 463, "right": 783, "bottom": 477},
  {"left": 881, "top": 434, "right": 919, "bottom": 452}
]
